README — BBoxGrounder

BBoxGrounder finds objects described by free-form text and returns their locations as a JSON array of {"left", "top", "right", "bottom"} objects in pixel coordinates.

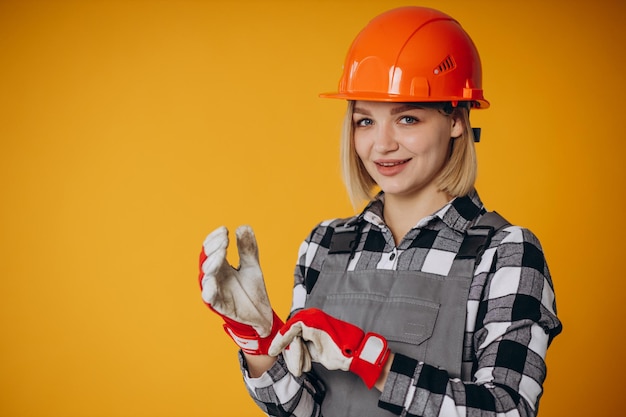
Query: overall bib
[{"left": 303, "top": 212, "right": 507, "bottom": 417}]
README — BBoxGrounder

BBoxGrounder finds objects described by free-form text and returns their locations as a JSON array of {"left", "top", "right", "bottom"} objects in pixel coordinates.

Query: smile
[
  {"left": 375, "top": 159, "right": 411, "bottom": 167},
  {"left": 373, "top": 158, "right": 411, "bottom": 176}
]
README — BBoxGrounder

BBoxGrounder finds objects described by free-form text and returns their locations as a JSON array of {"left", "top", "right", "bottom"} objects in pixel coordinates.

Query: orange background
[{"left": 1, "top": 1, "right": 624, "bottom": 416}]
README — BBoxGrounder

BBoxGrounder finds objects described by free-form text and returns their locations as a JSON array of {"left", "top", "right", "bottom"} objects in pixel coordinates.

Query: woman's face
[{"left": 353, "top": 101, "right": 463, "bottom": 201}]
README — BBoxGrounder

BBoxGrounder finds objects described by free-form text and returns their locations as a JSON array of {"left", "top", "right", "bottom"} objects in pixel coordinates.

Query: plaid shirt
[{"left": 240, "top": 189, "right": 562, "bottom": 417}]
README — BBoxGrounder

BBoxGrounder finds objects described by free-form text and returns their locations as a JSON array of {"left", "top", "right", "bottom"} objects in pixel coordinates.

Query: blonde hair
[{"left": 340, "top": 101, "right": 478, "bottom": 208}]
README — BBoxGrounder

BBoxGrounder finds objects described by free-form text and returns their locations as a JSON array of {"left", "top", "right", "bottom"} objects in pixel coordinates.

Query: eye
[
  {"left": 354, "top": 117, "right": 373, "bottom": 127},
  {"left": 399, "top": 115, "right": 418, "bottom": 125}
]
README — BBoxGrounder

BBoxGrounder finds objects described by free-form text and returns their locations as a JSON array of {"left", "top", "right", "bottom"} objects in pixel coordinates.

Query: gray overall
[{"left": 304, "top": 212, "right": 508, "bottom": 417}]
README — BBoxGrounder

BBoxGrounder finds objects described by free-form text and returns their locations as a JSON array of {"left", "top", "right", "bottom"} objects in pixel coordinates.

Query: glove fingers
[
  {"left": 201, "top": 226, "right": 229, "bottom": 274},
  {"left": 283, "top": 336, "right": 312, "bottom": 377},
  {"left": 268, "top": 322, "right": 303, "bottom": 356},
  {"left": 200, "top": 226, "right": 230, "bottom": 305},
  {"left": 233, "top": 225, "right": 274, "bottom": 334},
  {"left": 298, "top": 339, "right": 312, "bottom": 374},
  {"left": 235, "top": 225, "right": 260, "bottom": 269}
]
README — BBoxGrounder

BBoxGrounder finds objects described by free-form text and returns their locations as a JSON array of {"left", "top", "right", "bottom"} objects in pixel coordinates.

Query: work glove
[
  {"left": 269, "top": 308, "right": 390, "bottom": 389},
  {"left": 199, "top": 225, "right": 284, "bottom": 355},
  {"left": 280, "top": 328, "right": 313, "bottom": 377}
]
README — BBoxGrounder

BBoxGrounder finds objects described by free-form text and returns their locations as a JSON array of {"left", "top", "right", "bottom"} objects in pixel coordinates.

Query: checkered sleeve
[
  {"left": 239, "top": 353, "right": 325, "bottom": 416},
  {"left": 289, "top": 220, "right": 336, "bottom": 315},
  {"left": 378, "top": 226, "right": 562, "bottom": 417}
]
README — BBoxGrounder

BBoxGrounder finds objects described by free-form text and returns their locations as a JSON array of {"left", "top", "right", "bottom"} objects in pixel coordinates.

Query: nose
[{"left": 373, "top": 123, "right": 399, "bottom": 153}]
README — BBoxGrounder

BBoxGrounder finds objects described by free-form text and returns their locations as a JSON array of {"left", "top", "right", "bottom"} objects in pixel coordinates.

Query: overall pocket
[{"left": 306, "top": 270, "right": 442, "bottom": 360}]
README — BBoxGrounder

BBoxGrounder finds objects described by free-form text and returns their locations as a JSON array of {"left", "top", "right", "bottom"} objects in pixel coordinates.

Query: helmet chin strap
[{"left": 472, "top": 127, "right": 481, "bottom": 142}]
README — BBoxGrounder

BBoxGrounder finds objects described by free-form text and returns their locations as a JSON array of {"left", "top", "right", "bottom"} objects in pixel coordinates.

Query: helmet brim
[{"left": 319, "top": 92, "right": 490, "bottom": 109}]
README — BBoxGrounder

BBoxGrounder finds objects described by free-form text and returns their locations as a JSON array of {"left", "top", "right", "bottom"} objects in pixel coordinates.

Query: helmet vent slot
[{"left": 434, "top": 56, "right": 456, "bottom": 75}]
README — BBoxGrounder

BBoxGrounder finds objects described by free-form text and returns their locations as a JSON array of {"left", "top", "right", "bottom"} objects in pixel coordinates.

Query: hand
[
  {"left": 199, "top": 225, "right": 283, "bottom": 355},
  {"left": 269, "top": 308, "right": 390, "bottom": 388},
  {"left": 280, "top": 333, "right": 313, "bottom": 377}
]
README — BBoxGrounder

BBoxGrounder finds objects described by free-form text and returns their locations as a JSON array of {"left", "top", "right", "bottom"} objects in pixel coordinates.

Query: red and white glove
[
  {"left": 269, "top": 308, "right": 390, "bottom": 389},
  {"left": 199, "top": 225, "right": 283, "bottom": 355}
]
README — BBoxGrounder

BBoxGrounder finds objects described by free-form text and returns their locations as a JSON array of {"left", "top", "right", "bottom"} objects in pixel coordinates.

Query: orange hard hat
[{"left": 321, "top": 6, "right": 489, "bottom": 109}]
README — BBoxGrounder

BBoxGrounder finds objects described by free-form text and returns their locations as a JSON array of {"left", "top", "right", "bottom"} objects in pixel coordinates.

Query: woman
[{"left": 199, "top": 6, "right": 561, "bottom": 417}]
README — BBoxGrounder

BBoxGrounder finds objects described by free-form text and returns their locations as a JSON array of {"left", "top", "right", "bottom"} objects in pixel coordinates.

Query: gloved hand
[
  {"left": 280, "top": 329, "right": 313, "bottom": 377},
  {"left": 269, "top": 308, "right": 390, "bottom": 388},
  {"left": 199, "top": 225, "right": 283, "bottom": 355}
]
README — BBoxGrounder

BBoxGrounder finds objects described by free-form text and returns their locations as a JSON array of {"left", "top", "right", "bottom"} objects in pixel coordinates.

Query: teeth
[{"left": 378, "top": 161, "right": 405, "bottom": 167}]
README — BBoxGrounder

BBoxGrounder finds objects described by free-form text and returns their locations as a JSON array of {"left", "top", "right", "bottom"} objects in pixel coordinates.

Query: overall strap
[
  {"left": 306, "top": 223, "right": 359, "bottom": 294},
  {"left": 328, "top": 223, "right": 360, "bottom": 255},
  {"left": 447, "top": 211, "right": 510, "bottom": 278}
]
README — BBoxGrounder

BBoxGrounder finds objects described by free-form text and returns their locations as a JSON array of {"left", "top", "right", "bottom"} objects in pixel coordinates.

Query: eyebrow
[{"left": 353, "top": 104, "right": 425, "bottom": 116}]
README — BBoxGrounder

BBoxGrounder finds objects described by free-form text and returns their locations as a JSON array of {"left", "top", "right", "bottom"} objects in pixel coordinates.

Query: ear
[{"left": 450, "top": 114, "right": 464, "bottom": 139}]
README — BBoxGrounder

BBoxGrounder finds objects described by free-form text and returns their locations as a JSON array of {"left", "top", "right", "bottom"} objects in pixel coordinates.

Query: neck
[{"left": 383, "top": 188, "right": 453, "bottom": 245}]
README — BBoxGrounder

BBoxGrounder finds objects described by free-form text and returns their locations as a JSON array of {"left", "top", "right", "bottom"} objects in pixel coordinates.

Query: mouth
[
  {"left": 372, "top": 158, "right": 412, "bottom": 176},
  {"left": 375, "top": 159, "right": 411, "bottom": 167}
]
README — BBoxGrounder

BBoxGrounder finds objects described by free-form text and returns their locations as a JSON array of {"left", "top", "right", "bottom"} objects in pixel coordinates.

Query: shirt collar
[
  {"left": 440, "top": 189, "right": 486, "bottom": 233},
  {"left": 358, "top": 189, "right": 486, "bottom": 234}
]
